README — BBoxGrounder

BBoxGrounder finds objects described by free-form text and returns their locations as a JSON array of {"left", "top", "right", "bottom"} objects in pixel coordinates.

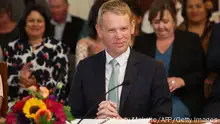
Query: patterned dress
[{"left": 4, "top": 37, "right": 69, "bottom": 103}]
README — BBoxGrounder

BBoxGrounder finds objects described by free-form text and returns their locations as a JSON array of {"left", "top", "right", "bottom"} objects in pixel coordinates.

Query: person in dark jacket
[
  {"left": 201, "top": 23, "right": 220, "bottom": 118},
  {"left": 134, "top": 0, "right": 206, "bottom": 118}
]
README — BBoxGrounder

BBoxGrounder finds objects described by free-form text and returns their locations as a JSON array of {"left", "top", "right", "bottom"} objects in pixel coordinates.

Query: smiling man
[{"left": 68, "top": 0, "right": 171, "bottom": 119}]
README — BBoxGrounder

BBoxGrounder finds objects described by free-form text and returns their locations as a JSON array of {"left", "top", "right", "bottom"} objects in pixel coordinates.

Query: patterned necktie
[{"left": 108, "top": 59, "right": 119, "bottom": 105}]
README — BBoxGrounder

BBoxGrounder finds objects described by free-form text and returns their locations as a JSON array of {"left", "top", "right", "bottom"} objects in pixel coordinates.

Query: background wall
[{"left": 68, "top": 0, "right": 95, "bottom": 20}]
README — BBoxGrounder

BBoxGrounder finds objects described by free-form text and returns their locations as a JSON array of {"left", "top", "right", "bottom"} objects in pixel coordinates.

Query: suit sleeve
[
  {"left": 150, "top": 63, "right": 172, "bottom": 118},
  {"left": 181, "top": 34, "right": 205, "bottom": 91},
  {"left": 68, "top": 60, "right": 85, "bottom": 118},
  {"left": 207, "top": 24, "right": 220, "bottom": 71}
]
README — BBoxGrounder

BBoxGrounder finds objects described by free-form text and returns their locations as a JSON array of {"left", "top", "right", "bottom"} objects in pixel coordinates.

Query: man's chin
[
  {"left": 116, "top": 47, "right": 128, "bottom": 54},
  {"left": 53, "top": 18, "right": 65, "bottom": 23}
]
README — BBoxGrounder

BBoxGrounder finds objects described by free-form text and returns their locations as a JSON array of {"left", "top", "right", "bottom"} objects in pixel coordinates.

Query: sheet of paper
[{"left": 69, "top": 119, "right": 151, "bottom": 124}]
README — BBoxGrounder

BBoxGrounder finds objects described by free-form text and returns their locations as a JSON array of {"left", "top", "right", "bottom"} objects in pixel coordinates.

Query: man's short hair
[{"left": 97, "top": 0, "right": 132, "bottom": 24}]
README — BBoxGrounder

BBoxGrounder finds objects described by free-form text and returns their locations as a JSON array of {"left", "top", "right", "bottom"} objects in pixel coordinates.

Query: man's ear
[
  {"left": 131, "top": 19, "right": 135, "bottom": 35},
  {"left": 96, "top": 24, "right": 102, "bottom": 39}
]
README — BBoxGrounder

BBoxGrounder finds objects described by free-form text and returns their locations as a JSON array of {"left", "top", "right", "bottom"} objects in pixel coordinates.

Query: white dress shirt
[
  {"left": 51, "top": 14, "right": 72, "bottom": 41},
  {"left": 105, "top": 47, "right": 130, "bottom": 103}
]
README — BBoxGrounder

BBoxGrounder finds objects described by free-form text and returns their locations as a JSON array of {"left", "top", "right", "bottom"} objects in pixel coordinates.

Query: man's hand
[
  {"left": 18, "top": 64, "right": 37, "bottom": 88},
  {"left": 168, "top": 77, "right": 185, "bottom": 92},
  {"left": 19, "top": 75, "right": 37, "bottom": 88},
  {"left": 96, "top": 101, "right": 121, "bottom": 119}
]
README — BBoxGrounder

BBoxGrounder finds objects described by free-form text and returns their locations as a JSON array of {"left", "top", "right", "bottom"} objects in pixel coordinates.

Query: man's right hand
[
  {"left": 96, "top": 101, "right": 121, "bottom": 119},
  {"left": 18, "top": 64, "right": 36, "bottom": 88}
]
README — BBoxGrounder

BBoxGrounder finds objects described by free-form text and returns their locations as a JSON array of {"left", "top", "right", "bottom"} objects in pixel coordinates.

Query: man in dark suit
[
  {"left": 68, "top": 0, "right": 171, "bottom": 119},
  {"left": 48, "top": 0, "right": 84, "bottom": 89},
  {"left": 48, "top": 0, "right": 84, "bottom": 54}
]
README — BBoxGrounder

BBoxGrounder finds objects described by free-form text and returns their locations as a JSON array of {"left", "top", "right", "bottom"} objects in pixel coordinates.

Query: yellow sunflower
[{"left": 23, "top": 98, "right": 47, "bottom": 119}]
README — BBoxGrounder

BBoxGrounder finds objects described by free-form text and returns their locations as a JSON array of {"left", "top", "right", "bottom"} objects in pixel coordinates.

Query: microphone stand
[{"left": 76, "top": 81, "right": 130, "bottom": 124}]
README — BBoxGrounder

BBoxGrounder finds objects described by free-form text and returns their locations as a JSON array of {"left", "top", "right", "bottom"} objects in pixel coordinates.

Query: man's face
[
  {"left": 48, "top": 0, "right": 68, "bottom": 23},
  {"left": 96, "top": 12, "right": 134, "bottom": 57}
]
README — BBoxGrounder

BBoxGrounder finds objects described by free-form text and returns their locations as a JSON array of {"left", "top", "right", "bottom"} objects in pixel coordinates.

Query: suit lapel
[
  {"left": 119, "top": 50, "right": 139, "bottom": 113},
  {"left": 61, "top": 22, "right": 70, "bottom": 42},
  {"left": 93, "top": 51, "right": 106, "bottom": 101},
  {"left": 51, "top": 25, "right": 55, "bottom": 37},
  {"left": 168, "top": 31, "right": 180, "bottom": 76},
  {"left": 147, "top": 34, "right": 157, "bottom": 58}
]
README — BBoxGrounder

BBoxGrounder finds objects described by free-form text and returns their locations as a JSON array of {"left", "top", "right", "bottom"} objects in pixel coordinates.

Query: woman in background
[
  {"left": 75, "top": 0, "right": 107, "bottom": 66},
  {"left": 0, "top": 1, "right": 19, "bottom": 50},
  {"left": 141, "top": 0, "right": 184, "bottom": 34},
  {"left": 178, "top": 0, "right": 214, "bottom": 98},
  {"left": 134, "top": 0, "right": 205, "bottom": 118},
  {"left": 178, "top": 0, "right": 213, "bottom": 52},
  {"left": 5, "top": 5, "right": 69, "bottom": 106}
]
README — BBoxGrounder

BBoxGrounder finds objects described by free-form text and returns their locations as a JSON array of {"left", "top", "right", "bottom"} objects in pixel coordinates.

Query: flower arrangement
[{"left": 6, "top": 85, "right": 74, "bottom": 124}]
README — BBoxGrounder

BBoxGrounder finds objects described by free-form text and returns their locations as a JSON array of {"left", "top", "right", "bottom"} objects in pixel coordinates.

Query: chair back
[{"left": 0, "top": 62, "right": 8, "bottom": 117}]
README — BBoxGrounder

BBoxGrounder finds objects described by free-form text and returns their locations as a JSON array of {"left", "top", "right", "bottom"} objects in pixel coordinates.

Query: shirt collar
[
  {"left": 50, "top": 14, "right": 72, "bottom": 25},
  {"left": 105, "top": 47, "right": 130, "bottom": 66}
]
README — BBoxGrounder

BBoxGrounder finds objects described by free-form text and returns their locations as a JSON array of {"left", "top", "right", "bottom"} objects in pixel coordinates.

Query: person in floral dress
[{"left": 4, "top": 5, "right": 69, "bottom": 105}]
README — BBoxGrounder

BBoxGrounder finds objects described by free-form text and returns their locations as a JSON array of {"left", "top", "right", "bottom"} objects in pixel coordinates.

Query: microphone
[{"left": 77, "top": 81, "right": 131, "bottom": 124}]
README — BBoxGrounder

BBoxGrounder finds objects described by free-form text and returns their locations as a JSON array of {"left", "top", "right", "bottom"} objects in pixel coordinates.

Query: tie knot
[{"left": 110, "top": 59, "right": 118, "bottom": 66}]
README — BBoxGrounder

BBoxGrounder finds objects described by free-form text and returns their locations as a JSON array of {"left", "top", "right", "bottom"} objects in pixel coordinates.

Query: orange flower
[
  {"left": 34, "top": 108, "right": 52, "bottom": 123},
  {"left": 39, "top": 87, "right": 49, "bottom": 98}
]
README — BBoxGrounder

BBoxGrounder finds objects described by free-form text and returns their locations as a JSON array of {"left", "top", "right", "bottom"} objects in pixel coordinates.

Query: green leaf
[
  {"left": 26, "top": 88, "right": 44, "bottom": 99},
  {"left": 36, "top": 114, "right": 55, "bottom": 124},
  {"left": 27, "top": 89, "right": 34, "bottom": 96},
  {"left": 38, "top": 115, "right": 48, "bottom": 124},
  {"left": 63, "top": 106, "right": 75, "bottom": 121},
  {"left": 35, "top": 92, "right": 44, "bottom": 99}
]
